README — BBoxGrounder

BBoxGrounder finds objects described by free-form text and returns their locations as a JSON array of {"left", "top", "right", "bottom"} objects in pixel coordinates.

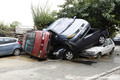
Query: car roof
[
  {"left": 0, "top": 37, "right": 18, "bottom": 40},
  {"left": 106, "top": 38, "right": 112, "bottom": 40}
]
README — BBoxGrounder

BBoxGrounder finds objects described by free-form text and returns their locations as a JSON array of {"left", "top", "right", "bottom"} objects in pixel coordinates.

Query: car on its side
[
  {"left": 112, "top": 37, "right": 120, "bottom": 45},
  {"left": 80, "top": 38, "right": 115, "bottom": 59},
  {"left": 0, "top": 37, "right": 22, "bottom": 56},
  {"left": 22, "top": 30, "right": 51, "bottom": 59}
]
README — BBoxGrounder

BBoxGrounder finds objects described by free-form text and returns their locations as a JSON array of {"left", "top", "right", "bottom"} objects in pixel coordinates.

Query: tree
[
  {"left": 31, "top": 2, "right": 55, "bottom": 30},
  {"left": 57, "top": 0, "right": 120, "bottom": 36}
]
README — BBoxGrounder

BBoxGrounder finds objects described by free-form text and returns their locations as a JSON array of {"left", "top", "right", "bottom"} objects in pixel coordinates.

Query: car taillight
[{"left": 18, "top": 41, "right": 22, "bottom": 45}]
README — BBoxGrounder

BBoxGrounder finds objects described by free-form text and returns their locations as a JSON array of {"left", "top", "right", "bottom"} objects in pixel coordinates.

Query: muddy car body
[{"left": 22, "top": 31, "right": 51, "bottom": 59}]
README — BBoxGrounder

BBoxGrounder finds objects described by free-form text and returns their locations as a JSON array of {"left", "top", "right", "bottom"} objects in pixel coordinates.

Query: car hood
[{"left": 85, "top": 46, "right": 103, "bottom": 52}]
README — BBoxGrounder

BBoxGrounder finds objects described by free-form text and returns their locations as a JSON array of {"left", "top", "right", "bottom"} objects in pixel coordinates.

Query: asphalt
[{"left": 0, "top": 46, "right": 119, "bottom": 80}]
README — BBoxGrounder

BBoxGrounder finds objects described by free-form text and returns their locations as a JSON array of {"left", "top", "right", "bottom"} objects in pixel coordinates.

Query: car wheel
[
  {"left": 99, "top": 36, "right": 105, "bottom": 44},
  {"left": 13, "top": 49, "right": 21, "bottom": 56},
  {"left": 110, "top": 48, "right": 114, "bottom": 55},
  {"left": 29, "top": 55, "right": 33, "bottom": 58},
  {"left": 96, "top": 53, "right": 102, "bottom": 59},
  {"left": 64, "top": 51, "right": 74, "bottom": 60}
]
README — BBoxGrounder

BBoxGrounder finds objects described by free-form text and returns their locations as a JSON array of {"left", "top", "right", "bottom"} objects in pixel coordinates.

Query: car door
[
  {"left": 102, "top": 40, "right": 109, "bottom": 54},
  {"left": 0, "top": 38, "right": 5, "bottom": 55},
  {"left": 107, "top": 39, "right": 114, "bottom": 52},
  {"left": 83, "top": 29, "right": 100, "bottom": 49},
  {"left": 3, "top": 38, "right": 15, "bottom": 55},
  {"left": 102, "top": 39, "right": 113, "bottom": 54}
]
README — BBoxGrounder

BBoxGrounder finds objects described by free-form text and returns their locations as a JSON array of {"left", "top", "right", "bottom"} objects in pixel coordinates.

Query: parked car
[
  {"left": 44, "top": 18, "right": 109, "bottom": 60},
  {"left": 0, "top": 34, "right": 5, "bottom": 37},
  {"left": 0, "top": 37, "right": 22, "bottom": 56},
  {"left": 112, "top": 37, "right": 120, "bottom": 45},
  {"left": 22, "top": 30, "right": 51, "bottom": 60},
  {"left": 80, "top": 38, "right": 115, "bottom": 59}
]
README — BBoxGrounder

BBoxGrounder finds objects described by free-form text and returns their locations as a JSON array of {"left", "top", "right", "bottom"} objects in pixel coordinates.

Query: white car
[{"left": 80, "top": 38, "right": 115, "bottom": 59}]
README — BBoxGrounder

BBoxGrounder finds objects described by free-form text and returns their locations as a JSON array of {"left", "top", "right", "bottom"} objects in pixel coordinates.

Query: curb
[{"left": 86, "top": 66, "right": 120, "bottom": 80}]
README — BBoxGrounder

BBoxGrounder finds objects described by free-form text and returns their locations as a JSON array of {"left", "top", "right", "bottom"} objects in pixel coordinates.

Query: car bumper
[{"left": 80, "top": 52, "right": 97, "bottom": 58}]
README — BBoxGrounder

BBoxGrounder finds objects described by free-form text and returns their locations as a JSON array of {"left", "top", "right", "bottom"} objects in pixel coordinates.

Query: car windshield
[
  {"left": 103, "top": 39, "right": 112, "bottom": 46},
  {"left": 46, "top": 18, "right": 73, "bottom": 34},
  {"left": 103, "top": 40, "right": 108, "bottom": 46},
  {"left": 25, "top": 32, "right": 36, "bottom": 53}
]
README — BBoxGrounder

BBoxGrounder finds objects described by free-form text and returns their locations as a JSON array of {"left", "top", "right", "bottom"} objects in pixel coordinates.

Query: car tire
[
  {"left": 64, "top": 51, "right": 74, "bottom": 60},
  {"left": 13, "top": 49, "right": 21, "bottom": 56},
  {"left": 110, "top": 48, "right": 114, "bottom": 55},
  {"left": 99, "top": 36, "right": 105, "bottom": 44},
  {"left": 96, "top": 53, "right": 102, "bottom": 59},
  {"left": 29, "top": 55, "right": 33, "bottom": 58}
]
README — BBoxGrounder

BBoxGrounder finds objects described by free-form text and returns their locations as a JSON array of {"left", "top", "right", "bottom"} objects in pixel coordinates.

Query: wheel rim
[
  {"left": 65, "top": 51, "right": 73, "bottom": 60},
  {"left": 99, "top": 36, "right": 105, "bottom": 44},
  {"left": 14, "top": 49, "right": 20, "bottom": 56}
]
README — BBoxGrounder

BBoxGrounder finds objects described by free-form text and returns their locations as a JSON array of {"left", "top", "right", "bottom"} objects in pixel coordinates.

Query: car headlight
[
  {"left": 53, "top": 52, "right": 59, "bottom": 55},
  {"left": 67, "top": 33, "right": 76, "bottom": 38},
  {"left": 85, "top": 51, "right": 95, "bottom": 54}
]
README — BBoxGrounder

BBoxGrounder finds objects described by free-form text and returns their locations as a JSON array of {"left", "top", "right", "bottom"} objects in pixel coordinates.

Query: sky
[{"left": 0, "top": 0, "right": 65, "bottom": 27}]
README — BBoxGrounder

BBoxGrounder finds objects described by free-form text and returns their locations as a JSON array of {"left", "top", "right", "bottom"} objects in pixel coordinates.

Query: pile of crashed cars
[{"left": 22, "top": 17, "right": 115, "bottom": 60}]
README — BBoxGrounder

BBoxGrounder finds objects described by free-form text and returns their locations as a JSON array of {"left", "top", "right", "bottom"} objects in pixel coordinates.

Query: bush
[
  {"left": 31, "top": 2, "right": 55, "bottom": 30},
  {"left": 0, "top": 21, "right": 19, "bottom": 37}
]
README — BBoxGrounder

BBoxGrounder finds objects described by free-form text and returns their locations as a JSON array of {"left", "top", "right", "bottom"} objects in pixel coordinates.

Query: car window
[
  {"left": 0, "top": 39, "right": 4, "bottom": 44},
  {"left": 79, "top": 24, "right": 90, "bottom": 38},
  {"left": 11, "top": 39, "right": 17, "bottom": 42},
  {"left": 114, "top": 37, "right": 120, "bottom": 41},
  {"left": 86, "top": 29, "right": 94, "bottom": 35},
  {"left": 113, "top": 38, "right": 118, "bottom": 40},
  {"left": 103, "top": 40, "right": 108, "bottom": 46},
  {"left": 107, "top": 39, "right": 112, "bottom": 45},
  {"left": 25, "top": 32, "right": 36, "bottom": 53},
  {"left": 4, "top": 38, "right": 16, "bottom": 44}
]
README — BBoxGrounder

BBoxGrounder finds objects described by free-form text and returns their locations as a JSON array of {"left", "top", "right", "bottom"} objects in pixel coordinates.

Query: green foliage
[
  {"left": 31, "top": 2, "right": 55, "bottom": 30},
  {"left": 0, "top": 22, "right": 16, "bottom": 37},
  {"left": 10, "top": 21, "right": 20, "bottom": 29},
  {"left": 51, "top": 10, "right": 58, "bottom": 19},
  {"left": 57, "top": 0, "right": 120, "bottom": 36}
]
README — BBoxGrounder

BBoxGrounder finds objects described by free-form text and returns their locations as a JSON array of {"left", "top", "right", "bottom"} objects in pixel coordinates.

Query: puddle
[{"left": 72, "top": 60, "right": 97, "bottom": 65}]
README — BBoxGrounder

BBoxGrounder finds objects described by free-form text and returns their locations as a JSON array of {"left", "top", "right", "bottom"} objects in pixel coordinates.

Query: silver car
[{"left": 0, "top": 37, "right": 22, "bottom": 56}]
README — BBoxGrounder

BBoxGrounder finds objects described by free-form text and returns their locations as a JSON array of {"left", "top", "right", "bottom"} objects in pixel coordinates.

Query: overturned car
[{"left": 44, "top": 18, "right": 109, "bottom": 60}]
